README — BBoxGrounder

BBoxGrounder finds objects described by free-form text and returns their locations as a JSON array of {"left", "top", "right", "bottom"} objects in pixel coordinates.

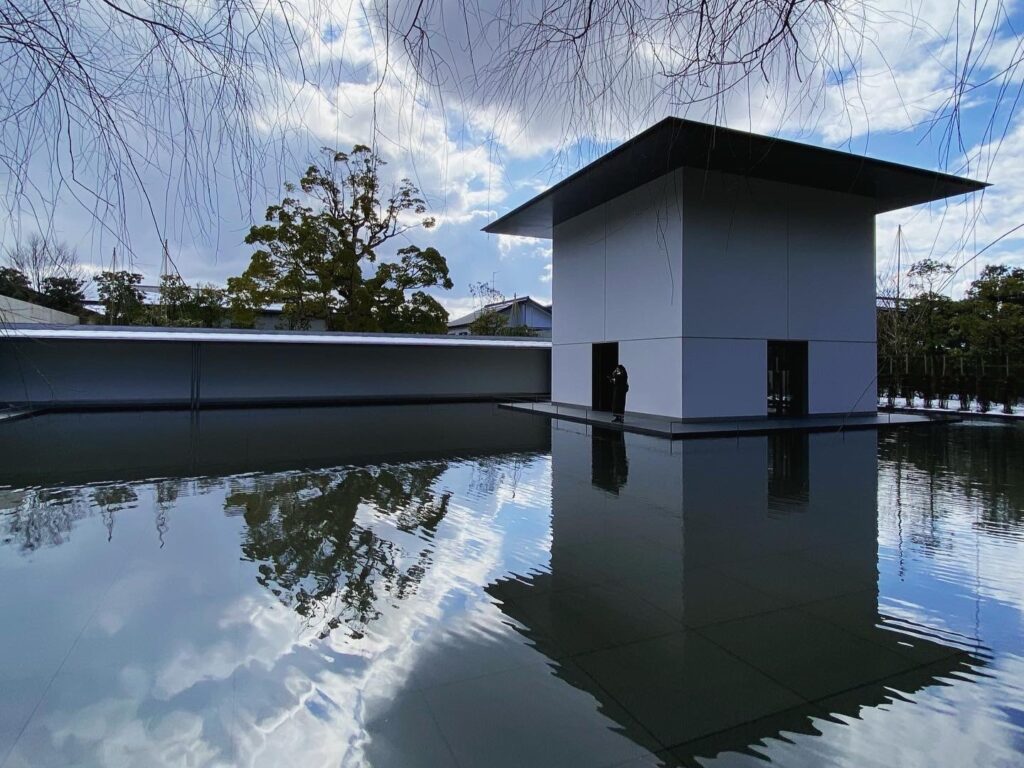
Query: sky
[{"left": 4, "top": 0, "right": 1024, "bottom": 321}]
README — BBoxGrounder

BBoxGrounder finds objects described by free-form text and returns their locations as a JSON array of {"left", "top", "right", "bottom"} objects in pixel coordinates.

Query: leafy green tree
[
  {"left": 225, "top": 269, "right": 271, "bottom": 328},
  {"left": 0, "top": 267, "right": 32, "bottom": 301},
  {"left": 151, "top": 274, "right": 227, "bottom": 328},
  {"left": 234, "top": 145, "right": 453, "bottom": 332},
  {"left": 465, "top": 281, "right": 537, "bottom": 336},
  {"left": 95, "top": 271, "right": 145, "bottom": 325},
  {"left": 40, "top": 275, "right": 87, "bottom": 315},
  {"left": 962, "top": 265, "right": 1024, "bottom": 412},
  {"left": 154, "top": 274, "right": 193, "bottom": 326},
  {"left": 467, "top": 281, "right": 509, "bottom": 336},
  {"left": 191, "top": 284, "right": 227, "bottom": 328}
]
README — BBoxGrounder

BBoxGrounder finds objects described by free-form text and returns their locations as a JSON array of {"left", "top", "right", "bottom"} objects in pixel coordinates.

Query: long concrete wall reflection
[{"left": 0, "top": 404, "right": 552, "bottom": 487}]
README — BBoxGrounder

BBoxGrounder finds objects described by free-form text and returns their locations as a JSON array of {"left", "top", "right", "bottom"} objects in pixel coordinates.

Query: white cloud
[
  {"left": 7, "top": 0, "right": 1024, "bottom": 304},
  {"left": 496, "top": 234, "right": 552, "bottom": 262},
  {"left": 435, "top": 295, "right": 477, "bottom": 321},
  {"left": 876, "top": 112, "right": 1024, "bottom": 297}
]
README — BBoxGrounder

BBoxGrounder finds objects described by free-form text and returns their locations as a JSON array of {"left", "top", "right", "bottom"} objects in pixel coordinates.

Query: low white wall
[
  {"left": 0, "top": 337, "right": 551, "bottom": 409},
  {"left": 0, "top": 295, "right": 79, "bottom": 325}
]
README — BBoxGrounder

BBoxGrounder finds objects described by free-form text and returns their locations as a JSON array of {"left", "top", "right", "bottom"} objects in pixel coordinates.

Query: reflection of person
[
  {"left": 609, "top": 364, "right": 629, "bottom": 422},
  {"left": 592, "top": 428, "right": 629, "bottom": 494}
]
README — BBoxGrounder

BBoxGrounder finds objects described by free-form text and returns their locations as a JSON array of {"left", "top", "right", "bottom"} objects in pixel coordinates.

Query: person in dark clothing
[{"left": 609, "top": 364, "right": 628, "bottom": 422}]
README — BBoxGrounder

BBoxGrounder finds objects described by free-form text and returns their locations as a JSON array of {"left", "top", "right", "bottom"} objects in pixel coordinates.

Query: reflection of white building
[
  {"left": 488, "top": 424, "right": 980, "bottom": 761},
  {"left": 485, "top": 119, "right": 986, "bottom": 420}
]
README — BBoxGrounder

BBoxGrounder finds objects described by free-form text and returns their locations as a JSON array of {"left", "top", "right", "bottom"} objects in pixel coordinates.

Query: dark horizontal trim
[
  {"left": 6, "top": 393, "right": 552, "bottom": 416},
  {"left": 484, "top": 118, "right": 988, "bottom": 238}
]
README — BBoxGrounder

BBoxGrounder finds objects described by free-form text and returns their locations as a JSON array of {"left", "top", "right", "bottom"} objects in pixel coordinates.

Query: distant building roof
[
  {"left": 483, "top": 117, "right": 988, "bottom": 238},
  {"left": 448, "top": 296, "right": 552, "bottom": 329}
]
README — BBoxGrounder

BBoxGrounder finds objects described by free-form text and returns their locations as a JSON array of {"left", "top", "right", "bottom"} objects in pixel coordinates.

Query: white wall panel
[
  {"left": 619, "top": 337, "right": 683, "bottom": 418},
  {"left": 552, "top": 342, "right": 592, "bottom": 407},
  {"left": 681, "top": 171, "right": 789, "bottom": 339},
  {"left": 807, "top": 341, "right": 877, "bottom": 414},
  {"left": 681, "top": 338, "right": 766, "bottom": 419},
  {"left": 552, "top": 206, "right": 607, "bottom": 344},
  {"left": 604, "top": 172, "right": 684, "bottom": 341},
  {"left": 787, "top": 188, "right": 875, "bottom": 342}
]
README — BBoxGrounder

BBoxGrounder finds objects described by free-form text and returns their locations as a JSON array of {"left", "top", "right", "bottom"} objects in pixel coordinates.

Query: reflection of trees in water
[
  {"left": 227, "top": 462, "right": 452, "bottom": 640},
  {"left": 879, "top": 427, "right": 1024, "bottom": 549},
  {"left": 464, "top": 452, "right": 536, "bottom": 501},
  {"left": 0, "top": 487, "right": 95, "bottom": 552},
  {"left": 0, "top": 478, "right": 197, "bottom": 552}
]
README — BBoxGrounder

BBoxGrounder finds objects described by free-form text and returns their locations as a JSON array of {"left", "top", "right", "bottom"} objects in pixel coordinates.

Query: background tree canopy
[
  {"left": 878, "top": 262, "right": 1024, "bottom": 413},
  {"left": 228, "top": 146, "right": 453, "bottom": 333}
]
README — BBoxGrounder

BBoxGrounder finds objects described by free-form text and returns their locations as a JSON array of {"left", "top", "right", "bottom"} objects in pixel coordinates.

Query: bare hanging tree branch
[{"left": 0, "top": 0, "right": 314, "bottom": 261}]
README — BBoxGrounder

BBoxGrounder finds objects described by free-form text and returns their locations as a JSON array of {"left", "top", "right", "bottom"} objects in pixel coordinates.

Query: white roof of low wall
[{"left": 1, "top": 324, "right": 551, "bottom": 349}]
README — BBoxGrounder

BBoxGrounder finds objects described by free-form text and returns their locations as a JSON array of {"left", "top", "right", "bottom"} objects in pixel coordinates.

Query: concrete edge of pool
[{"left": 499, "top": 401, "right": 958, "bottom": 439}]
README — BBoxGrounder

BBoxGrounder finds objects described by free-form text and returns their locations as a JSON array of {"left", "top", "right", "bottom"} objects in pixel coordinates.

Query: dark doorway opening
[
  {"left": 592, "top": 342, "right": 618, "bottom": 411},
  {"left": 767, "top": 341, "right": 808, "bottom": 416}
]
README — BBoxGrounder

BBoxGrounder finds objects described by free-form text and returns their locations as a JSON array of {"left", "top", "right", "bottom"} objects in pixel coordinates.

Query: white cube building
[{"left": 485, "top": 119, "right": 985, "bottom": 421}]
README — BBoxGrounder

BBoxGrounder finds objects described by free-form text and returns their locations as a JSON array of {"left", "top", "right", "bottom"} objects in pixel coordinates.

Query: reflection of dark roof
[
  {"left": 483, "top": 118, "right": 989, "bottom": 238},
  {"left": 448, "top": 295, "right": 552, "bottom": 328}
]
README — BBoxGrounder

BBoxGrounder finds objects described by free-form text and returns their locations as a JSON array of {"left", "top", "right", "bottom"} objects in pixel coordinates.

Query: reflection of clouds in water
[
  {"left": 741, "top": 654, "right": 1022, "bottom": 768},
  {"left": 45, "top": 699, "right": 219, "bottom": 768},
  {"left": 877, "top": 439, "right": 1024, "bottom": 638},
  {"left": 11, "top": 453, "right": 553, "bottom": 767},
  {"left": 225, "top": 456, "right": 553, "bottom": 766}
]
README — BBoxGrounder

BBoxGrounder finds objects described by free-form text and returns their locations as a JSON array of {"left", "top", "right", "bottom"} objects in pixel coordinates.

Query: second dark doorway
[{"left": 592, "top": 342, "right": 619, "bottom": 411}]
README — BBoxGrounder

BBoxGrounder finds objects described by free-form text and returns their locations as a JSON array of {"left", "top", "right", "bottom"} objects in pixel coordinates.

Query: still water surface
[{"left": 0, "top": 405, "right": 1022, "bottom": 767}]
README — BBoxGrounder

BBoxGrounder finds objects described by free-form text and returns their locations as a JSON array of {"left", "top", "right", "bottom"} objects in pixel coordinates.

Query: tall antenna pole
[{"left": 896, "top": 224, "right": 901, "bottom": 306}]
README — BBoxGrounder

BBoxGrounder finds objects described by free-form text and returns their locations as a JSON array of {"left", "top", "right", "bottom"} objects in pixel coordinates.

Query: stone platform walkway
[{"left": 499, "top": 401, "right": 956, "bottom": 439}]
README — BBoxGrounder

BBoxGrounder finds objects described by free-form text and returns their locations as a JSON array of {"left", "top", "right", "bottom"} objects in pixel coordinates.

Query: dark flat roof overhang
[{"left": 483, "top": 118, "right": 989, "bottom": 238}]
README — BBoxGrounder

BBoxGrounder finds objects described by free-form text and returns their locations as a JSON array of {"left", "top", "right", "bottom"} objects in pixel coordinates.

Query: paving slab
[{"left": 500, "top": 401, "right": 957, "bottom": 439}]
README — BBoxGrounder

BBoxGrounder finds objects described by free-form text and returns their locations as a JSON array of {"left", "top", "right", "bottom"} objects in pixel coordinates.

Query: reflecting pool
[{"left": 0, "top": 405, "right": 1022, "bottom": 767}]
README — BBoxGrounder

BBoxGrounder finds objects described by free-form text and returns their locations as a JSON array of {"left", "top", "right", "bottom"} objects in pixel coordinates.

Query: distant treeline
[
  {"left": 877, "top": 261, "right": 1024, "bottom": 414},
  {"left": 1, "top": 145, "right": 454, "bottom": 335}
]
